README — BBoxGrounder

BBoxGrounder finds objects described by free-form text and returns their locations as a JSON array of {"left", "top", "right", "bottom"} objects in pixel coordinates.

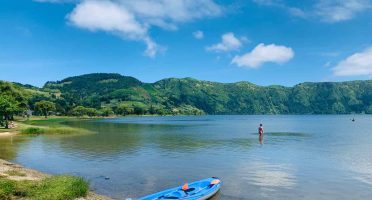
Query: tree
[
  {"left": 0, "top": 81, "right": 28, "bottom": 127},
  {"left": 100, "top": 107, "right": 114, "bottom": 117},
  {"left": 72, "top": 106, "right": 87, "bottom": 117},
  {"left": 71, "top": 106, "right": 98, "bottom": 117},
  {"left": 331, "top": 102, "right": 346, "bottom": 114},
  {"left": 148, "top": 105, "right": 156, "bottom": 115},
  {"left": 133, "top": 103, "right": 146, "bottom": 115},
  {"left": 85, "top": 108, "right": 98, "bottom": 117},
  {"left": 366, "top": 105, "right": 372, "bottom": 114},
  {"left": 116, "top": 104, "right": 133, "bottom": 115},
  {"left": 0, "top": 95, "right": 21, "bottom": 128},
  {"left": 34, "top": 100, "right": 56, "bottom": 118}
]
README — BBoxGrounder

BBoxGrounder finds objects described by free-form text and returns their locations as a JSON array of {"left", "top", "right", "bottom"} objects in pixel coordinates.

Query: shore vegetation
[{"left": 0, "top": 175, "right": 88, "bottom": 200}]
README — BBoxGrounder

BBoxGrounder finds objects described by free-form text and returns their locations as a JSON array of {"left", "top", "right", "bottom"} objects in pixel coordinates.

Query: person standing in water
[{"left": 258, "top": 124, "right": 264, "bottom": 144}]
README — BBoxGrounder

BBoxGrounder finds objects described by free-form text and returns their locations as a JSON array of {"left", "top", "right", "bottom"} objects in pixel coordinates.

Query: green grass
[
  {"left": 0, "top": 178, "right": 15, "bottom": 199},
  {"left": 0, "top": 175, "right": 89, "bottom": 200},
  {"left": 22, "top": 117, "right": 76, "bottom": 126},
  {"left": 28, "top": 176, "right": 89, "bottom": 200},
  {"left": 20, "top": 117, "right": 90, "bottom": 135},
  {"left": 21, "top": 127, "right": 46, "bottom": 135},
  {"left": 20, "top": 126, "right": 88, "bottom": 135}
]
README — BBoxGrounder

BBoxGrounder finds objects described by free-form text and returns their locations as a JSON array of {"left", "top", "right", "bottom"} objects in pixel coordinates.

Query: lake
[{"left": 1, "top": 115, "right": 372, "bottom": 199}]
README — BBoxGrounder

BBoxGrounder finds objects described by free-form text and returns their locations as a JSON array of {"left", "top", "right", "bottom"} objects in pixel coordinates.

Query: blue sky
[{"left": 1, "top": 0, "right": 372, "bottom": 87}]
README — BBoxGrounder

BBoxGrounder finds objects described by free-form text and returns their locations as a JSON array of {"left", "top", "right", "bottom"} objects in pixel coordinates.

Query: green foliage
[
  {"left": 0, "top": 178, "right": 15, "bottom": 199},
  {"left": 0, "top": 175, "right": 88, "bottom": 200},
  {"left": 3, "top": 74, "right": 372, "bottom": 115},
  {"left": 71, "top": 106, "right": 86, "bottom": 117},
  {"left": 34, "top": 100, "right": 56, "bottom": 118},
  {"left": 0, "top": 81, "right": 29, "bottom": 128},
  {"left": 367, "top": 105, "right": 372, "bottom": 114},
  {"left": 99, "top": 107, "right": 114, "bottom": 117},
  {"left": 85, "top": 107, "right": 98, "bottom": 117},
  {"left": 71, "top": 106, "right": 98, "bottom": 117},
  {"left": 115, "top": 103, "right": 134, "bottom": 116},
  {"left": 0, "top": 95, "right": 20, "bottom": 117}
]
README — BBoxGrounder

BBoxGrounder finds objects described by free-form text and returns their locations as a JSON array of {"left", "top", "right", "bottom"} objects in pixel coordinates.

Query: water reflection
[
  {"left": 2, "top": 115, "right": 372, "bottom": 200},
  {"left": 53, "top": 121, "right": 257, "bottom": 159},
  {"left": 0, "top": 136, "right": 31, "bottom": 160}
]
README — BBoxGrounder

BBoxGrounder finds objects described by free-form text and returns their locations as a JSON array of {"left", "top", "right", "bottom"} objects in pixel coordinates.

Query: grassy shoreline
[
  {"left": 0, "top": 116, "right": 94, "bottom": 136},
  {"left": 20, "top": 117, "right": 92, "bottom": 135},
  {"left": 0, "top": 159, "right": 111, "bottom": 200},
  {"left": 0, "top": 114, "right": 199, "bottom": 137}
]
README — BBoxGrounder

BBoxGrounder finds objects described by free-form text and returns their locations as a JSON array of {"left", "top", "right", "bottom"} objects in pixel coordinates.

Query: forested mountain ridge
[{"left": 1, "top": 73, "right": 371, "bottom": 116}]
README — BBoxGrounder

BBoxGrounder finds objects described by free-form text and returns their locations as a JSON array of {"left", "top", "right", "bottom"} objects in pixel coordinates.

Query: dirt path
[{"left": 0, "top": 159, "right": 112, "bottom": 200}]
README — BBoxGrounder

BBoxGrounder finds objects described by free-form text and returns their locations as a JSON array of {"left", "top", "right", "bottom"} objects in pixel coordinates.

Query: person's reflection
[
  {"left": 258, "top": 123, "right": 264, "bottom": 144},
  {"left": 259, "top": 133, "right": 264, "bottom": 144}
]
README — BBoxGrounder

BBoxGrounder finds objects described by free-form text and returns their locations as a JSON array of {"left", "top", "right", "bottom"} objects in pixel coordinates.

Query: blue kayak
[{"left": 138, "top": 177, "right": 222, "bottom": 200}]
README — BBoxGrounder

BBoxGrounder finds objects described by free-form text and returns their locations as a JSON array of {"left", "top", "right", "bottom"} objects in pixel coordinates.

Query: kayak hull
[{"left": 138, "top": 177, "right": 221, "bottom": 200}]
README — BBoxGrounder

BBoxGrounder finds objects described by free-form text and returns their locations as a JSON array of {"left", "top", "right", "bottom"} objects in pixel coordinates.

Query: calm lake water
[{"left": 1, "top": 115, "right": 372, "bottom": 199}]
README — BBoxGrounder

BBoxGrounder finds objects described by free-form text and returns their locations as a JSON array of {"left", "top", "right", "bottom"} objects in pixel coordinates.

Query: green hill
[{"left": 2, "top": 73, "right": 372, "bottom": 115}]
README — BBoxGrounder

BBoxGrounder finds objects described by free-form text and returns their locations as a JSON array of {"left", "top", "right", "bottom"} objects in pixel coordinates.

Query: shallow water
[{"left": 1, "top": 115, "right": 372, "bottom": 199}]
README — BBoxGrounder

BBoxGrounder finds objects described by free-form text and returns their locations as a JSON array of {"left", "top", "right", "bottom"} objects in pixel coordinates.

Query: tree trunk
[{"left": 4, "top": 115, "right": 9, "bottom": 129}]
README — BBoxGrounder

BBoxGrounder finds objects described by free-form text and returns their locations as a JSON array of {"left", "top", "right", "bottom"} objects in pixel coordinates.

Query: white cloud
[
  {"left": 315, "top": 0, "right": 371, "bottom": 22},
  {"left": 39, "top": 0, "right": 222, "bottom": 57},
  {"left": 253, "top": 0, "right": 309, "bottom": 19},
  {"left": 332, "top": 47, "right": 372, "bottom": 76},
  {"left": 253, "top": 0, "right": 372, "bottom": 22},
  {"left": 232, "top": 43, "right": 294, "bottom": 68},
  {"left": 324, "top": 61, "right": 332, "bottom": 67},
  {"left": 119, "top": 0, "right": 222, "bottom": 28},
  {"left": 68, "top": 1, "right": 146, "bottom": 38},
  {"left": 287, "top": 7, "right": 307, "bottom": 18},
  {"left": 193, "top": 30, "right": 204, "bottom": 39},
  {"left": 68, "top": 0, "right": 158, "bottom": 57},
  {"left": 207, "top": 32, "right": 242, "bottom": 52}
]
